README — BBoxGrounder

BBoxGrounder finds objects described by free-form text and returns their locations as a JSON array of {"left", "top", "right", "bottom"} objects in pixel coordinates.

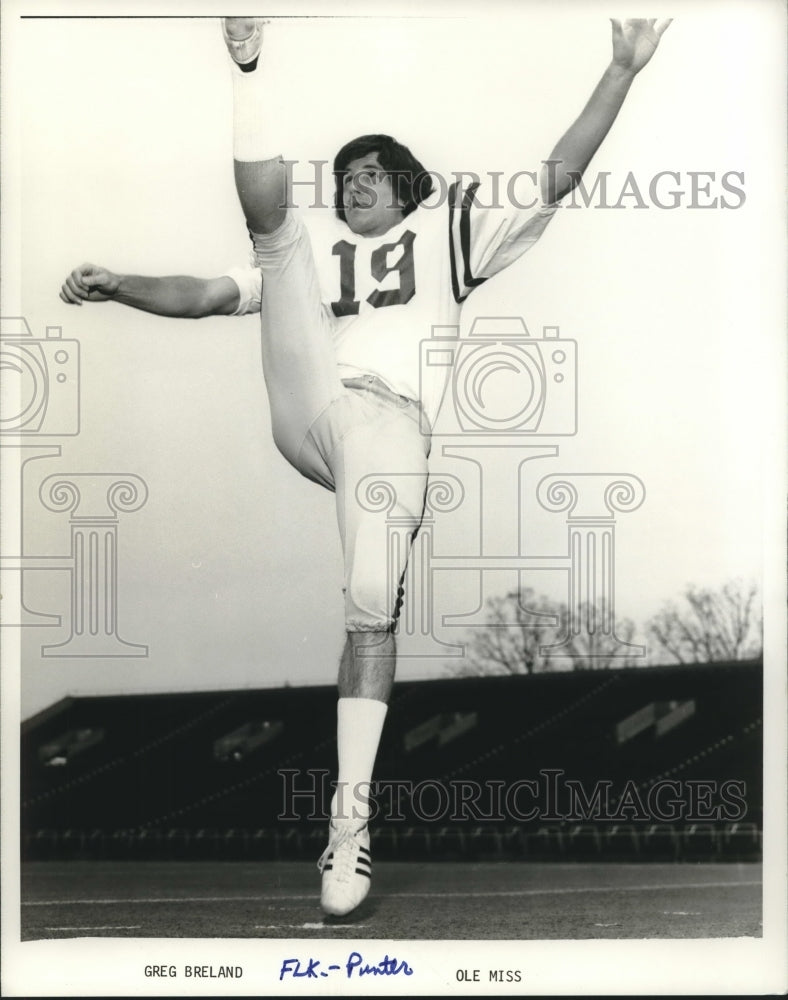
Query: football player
[{"left": 60, "top": 16, "right": 670, "bottom": 916}]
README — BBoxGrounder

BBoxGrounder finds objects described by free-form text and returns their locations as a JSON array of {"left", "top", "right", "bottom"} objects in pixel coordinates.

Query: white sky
[{"left": 1, "top": 3, "right": 784, "bottom": 720}]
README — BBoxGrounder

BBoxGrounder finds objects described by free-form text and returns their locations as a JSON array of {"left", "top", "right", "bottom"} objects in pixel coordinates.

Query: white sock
[
  {"left": 332, "top": 697, "right": 388, "bottom": 827},
  {"left": 231, "top": 59, "right": 282, "bottom": 162}
]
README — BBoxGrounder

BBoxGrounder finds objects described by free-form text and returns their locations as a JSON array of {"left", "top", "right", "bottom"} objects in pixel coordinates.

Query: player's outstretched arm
[
  {"left": 59, "top": 264, "right": 241, "bottom": 318},
  {"left": 541, "top": 18, "right": 671, "bottom": 204}
]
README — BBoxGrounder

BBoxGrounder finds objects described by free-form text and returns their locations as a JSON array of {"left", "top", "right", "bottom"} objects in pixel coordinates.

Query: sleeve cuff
[{"left": 223, "top": 265, "right": 262, "bottom": 316}]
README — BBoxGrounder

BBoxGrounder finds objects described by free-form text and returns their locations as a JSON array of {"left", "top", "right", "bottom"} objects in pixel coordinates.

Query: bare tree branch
[
  {"left": 447, "top": 578, "right": 761, "bottom": 676},
  {"left": 646, "top": 578, "right": 762, "bottom": 663},
  {"left": 450, "top": 590, "right": 643, "bottom": 675}
]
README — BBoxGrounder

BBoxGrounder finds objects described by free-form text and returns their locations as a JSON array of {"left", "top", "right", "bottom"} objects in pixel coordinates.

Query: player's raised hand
[
  {"left": 59, "top": 263, "right": 120, "bottom": 305},
  {"left": 611, "top": 18, "right": 672, "bottom": 75}
]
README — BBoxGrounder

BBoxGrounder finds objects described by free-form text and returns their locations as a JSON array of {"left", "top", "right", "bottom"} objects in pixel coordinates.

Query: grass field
[{"left": 21, "top": 860, "right": 762, "bottom": 941}]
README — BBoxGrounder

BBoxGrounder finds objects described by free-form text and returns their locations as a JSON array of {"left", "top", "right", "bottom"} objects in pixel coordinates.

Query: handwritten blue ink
[
  {"left": 279, "top": 953, "right": 414, "bottom": 981},
  {"left": 279, "top": 958, "right": 321, "bottom": 980},
  {"left": 346, "top": 951, "right": 414, "bottom": 978}
]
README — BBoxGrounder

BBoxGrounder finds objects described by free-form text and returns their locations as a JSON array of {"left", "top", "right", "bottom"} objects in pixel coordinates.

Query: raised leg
[{"left": 224, "top": 17, "right": 287, "bottom": 234}]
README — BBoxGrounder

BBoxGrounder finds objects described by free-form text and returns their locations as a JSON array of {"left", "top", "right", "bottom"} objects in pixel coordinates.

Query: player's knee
[
  {"left": 345, "top": 568, "right": 397, "bottom": 633},
  {"left": 248, "top": 211, "right": 301, "bottom": 266}
]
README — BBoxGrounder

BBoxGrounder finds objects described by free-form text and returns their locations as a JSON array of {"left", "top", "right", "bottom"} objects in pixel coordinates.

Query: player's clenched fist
[{"left": 60, "top": 263, "right": 120, "bottom": 305}]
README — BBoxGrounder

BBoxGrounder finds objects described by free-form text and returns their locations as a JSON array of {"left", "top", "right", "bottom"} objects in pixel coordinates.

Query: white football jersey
[{"left": 227, "top": 180, "right": 558, "bottom": 428}]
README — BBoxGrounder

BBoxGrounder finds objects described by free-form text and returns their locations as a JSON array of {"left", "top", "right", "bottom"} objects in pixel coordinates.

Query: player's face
[{"left": 341, "top": 154, "right": 405, "bottom": 237}]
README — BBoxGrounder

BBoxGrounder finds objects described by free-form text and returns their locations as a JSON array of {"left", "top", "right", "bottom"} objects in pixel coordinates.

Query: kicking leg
[
  {"left": 224, "top": 17, "right": 286, "bottom": 235},
  {"left": 224, "top": 17, "right": 343, "bottom": 479}
]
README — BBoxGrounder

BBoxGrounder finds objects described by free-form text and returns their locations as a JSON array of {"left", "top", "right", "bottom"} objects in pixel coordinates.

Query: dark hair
[{"left": 333, "top": 133, "right": 434, "bottom": 222}]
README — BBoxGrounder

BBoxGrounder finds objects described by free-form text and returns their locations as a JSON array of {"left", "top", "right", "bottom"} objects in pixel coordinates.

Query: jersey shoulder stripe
[{"left": 448, "top": 180, "right": 489, "bottom": 305}]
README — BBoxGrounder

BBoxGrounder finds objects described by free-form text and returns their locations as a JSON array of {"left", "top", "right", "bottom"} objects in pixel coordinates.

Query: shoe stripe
[{"left": 321, "top": 862, "right": 370, "bottom": 875}]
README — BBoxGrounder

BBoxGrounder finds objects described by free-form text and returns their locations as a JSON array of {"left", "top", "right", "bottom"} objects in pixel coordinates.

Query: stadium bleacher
[{"left": 21, "top": 659, "right": 762, "bottom": 862}]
